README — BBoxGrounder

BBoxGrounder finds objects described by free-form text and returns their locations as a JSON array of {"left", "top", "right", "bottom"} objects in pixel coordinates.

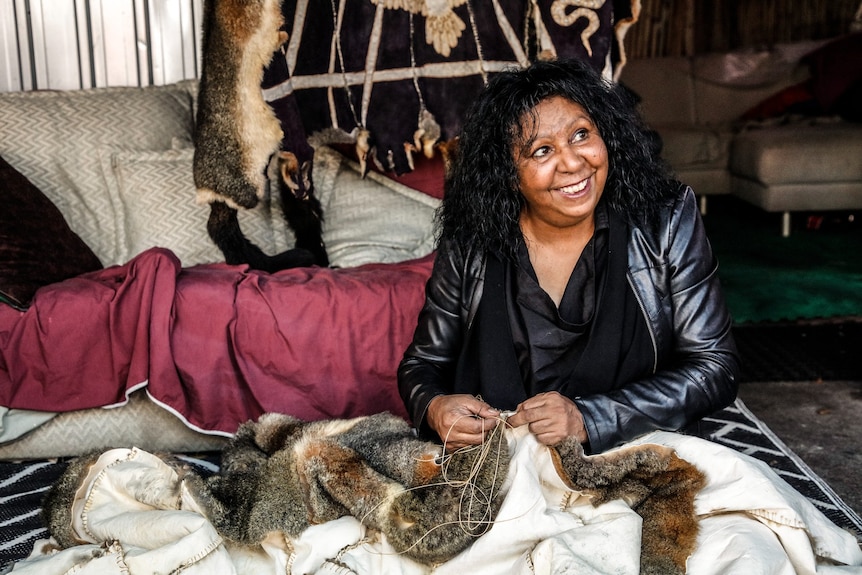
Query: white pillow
[
  {"left": 101, "top": 147, "right": 290, "bottom": 267},
  {"left": 0, "top": 83, "right": 196, "bottom": 265},
  {"left": 312, "top": 145, "right": 440, "bottom": 268}
]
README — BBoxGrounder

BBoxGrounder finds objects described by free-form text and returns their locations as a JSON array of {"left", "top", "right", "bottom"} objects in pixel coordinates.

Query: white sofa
[{"left": 620, "top": 39, "right": 862, "bottom": 236}]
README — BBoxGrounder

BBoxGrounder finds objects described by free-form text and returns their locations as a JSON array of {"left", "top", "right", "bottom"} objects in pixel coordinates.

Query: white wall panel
[
  {"left": 0, "top": 0, "right": 203, "bottom": 93},
  {"left": 0, "top": 1, "right": 22, "bottom": 92},
  {"left": 30, "top": 0, "right": 82, "bottom": 90},
  {"left": 150, "top": 0, "right": 184, "bottom": 84},
  {"left": 73, "top": 0, "right": 93, "bottom": 87},
  {"left": 90, "top": 0, "right": 139, "bottom": 87}
]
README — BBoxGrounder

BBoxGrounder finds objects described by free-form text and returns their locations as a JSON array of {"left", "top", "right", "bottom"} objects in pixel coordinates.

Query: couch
[
  {"left": 0, "top": 80, "right": 445, "bottom": 459},
  {"left": 620, "top": 35, "right": 862, "bottom": 236}
]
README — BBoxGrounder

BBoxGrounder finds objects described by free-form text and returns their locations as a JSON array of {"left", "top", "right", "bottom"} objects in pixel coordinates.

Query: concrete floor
[{"left": 737, "top": 379, "right": 862, "bottom": 515}]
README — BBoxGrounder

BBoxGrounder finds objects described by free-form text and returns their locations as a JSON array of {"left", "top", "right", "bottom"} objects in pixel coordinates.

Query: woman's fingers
[
  {"left": 506, "top": 392, "right": 587, "bottom": 445},
  {"left": 427, "top": 394, "right": 500, "bottom": 449}
]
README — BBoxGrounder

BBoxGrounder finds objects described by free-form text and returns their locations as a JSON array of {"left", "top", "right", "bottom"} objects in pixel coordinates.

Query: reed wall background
[
  {"left": 626, "top": 0, "right": 862, "bottom": 58},
  {"left": 1, "top": 0, "right": 860, "bottom": 93}
]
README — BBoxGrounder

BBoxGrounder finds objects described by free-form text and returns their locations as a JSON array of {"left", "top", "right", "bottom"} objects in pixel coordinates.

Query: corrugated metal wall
[{"left": 0, "top": 0, "right": 203, "bottom": 93}]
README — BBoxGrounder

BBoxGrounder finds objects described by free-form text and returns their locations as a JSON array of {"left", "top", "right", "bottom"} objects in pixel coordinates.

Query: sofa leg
[
  {"left": 699, "top": 195, "right": 707, "bottom": 216},
  {"left": 781, "top": 212, "right": 791, "bottom": 237}
]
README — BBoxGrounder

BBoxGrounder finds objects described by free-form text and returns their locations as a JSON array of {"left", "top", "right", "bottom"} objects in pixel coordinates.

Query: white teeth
[{"left": 559, "top": 180, "right": 588, "bottom": 194}]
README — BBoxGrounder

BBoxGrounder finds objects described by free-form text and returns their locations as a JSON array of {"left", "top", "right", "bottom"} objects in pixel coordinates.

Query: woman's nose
[{"left": 559, "top": 144, "right": 583, "bottom": 171}]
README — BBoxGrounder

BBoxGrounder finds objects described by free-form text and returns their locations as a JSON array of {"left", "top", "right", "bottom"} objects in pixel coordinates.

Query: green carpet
[{"left": 702, "top": 196, "right": 862, "bottom": 324}]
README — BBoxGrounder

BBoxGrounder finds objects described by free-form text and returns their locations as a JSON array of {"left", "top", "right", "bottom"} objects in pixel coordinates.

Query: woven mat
[{"left": 2, "top": 400, "right": 861, "bottom": 572}]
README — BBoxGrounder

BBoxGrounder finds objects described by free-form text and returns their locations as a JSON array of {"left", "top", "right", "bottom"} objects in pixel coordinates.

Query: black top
[{"left": 454, "top": 202, "right": 653, "bottom": 412}]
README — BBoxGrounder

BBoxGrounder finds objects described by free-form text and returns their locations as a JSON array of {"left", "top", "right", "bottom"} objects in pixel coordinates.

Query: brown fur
[
  {"left": 184, "top": 412, "right": 510, "bottom": 564},
  {"left": 44, "top": 417, "right": 704, "bottom": 571},
  {"left": 194, "top": 0, "right": 286, "bottom": 210},
  {"left": 551, "top": 439, "right": 705, "bottom": 575},
  {"left": 193, "top": 0, "right": 327, "bottom": 270}
]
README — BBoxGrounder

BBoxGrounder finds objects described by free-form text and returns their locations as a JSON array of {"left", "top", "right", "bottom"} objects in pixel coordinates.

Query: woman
[{"left": 398, "top": 58, "right": 740, "bottom": 453}]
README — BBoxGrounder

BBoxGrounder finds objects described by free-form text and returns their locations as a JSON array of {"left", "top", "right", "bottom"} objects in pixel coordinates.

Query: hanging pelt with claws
[
  {"left": 43, "top": 414, "right": 704, "bottom": 571},
  {"left": 194, "top": 0, "right": 327, "bottom": 271}
]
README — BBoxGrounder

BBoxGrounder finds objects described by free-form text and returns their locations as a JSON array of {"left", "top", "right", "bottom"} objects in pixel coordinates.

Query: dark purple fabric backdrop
[{"left": 263, "top": 0, "right": 634, "bottom": 175}]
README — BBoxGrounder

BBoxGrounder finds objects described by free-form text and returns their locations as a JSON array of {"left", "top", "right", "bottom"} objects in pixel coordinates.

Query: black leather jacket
[{"left": 398, "top": 187, "right": 739, "bottom": 452}]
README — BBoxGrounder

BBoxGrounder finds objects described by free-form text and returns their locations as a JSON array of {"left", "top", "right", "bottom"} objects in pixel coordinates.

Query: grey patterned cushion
[
  {"left": 0, "top": 83, "right": 195, "bottom": 265},
  {"left": 312, "top": 145, "right": 440, "bottom": 268},
  {"left": 102, "top": 147, "right": 290, "bottom": 266},
  {"left": 0, "top": 390, "right": 227, "bottom": 459}
]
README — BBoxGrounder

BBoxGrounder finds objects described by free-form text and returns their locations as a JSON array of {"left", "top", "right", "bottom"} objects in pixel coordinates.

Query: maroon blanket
[{"left": 0, "top": 248, "right": 434, "bottom": 434}]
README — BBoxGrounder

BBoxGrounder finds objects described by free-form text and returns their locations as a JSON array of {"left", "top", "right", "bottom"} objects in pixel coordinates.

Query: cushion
[
  {"left": 0, "top": 390, "right": 227, "bottom": 459},
  {"left": 730, "top": 123, "right": 862, "bottom": 185},
  {"left": 0, "top": 155, "right": 102, "bottom": 308},
  {"left": 0, "top": 83, "right": 195, "bottom": 266},
  {"left": 656, "top": 125, "right": 731, "bottom": 168},
  {"left": 739, "top": 81, "right": 819, "bottom": 121},
  {"left": 619, "top": 57, "right": 697, "bottom": 126},
  {"left": 691, "top": 52, "right": 811, "bottom": 125},
  {"left": 101, "top": 147, "right": 291, "bottom": 267},
  {"left": 312, "top": 146, "right": 440, "bottom": 269}
]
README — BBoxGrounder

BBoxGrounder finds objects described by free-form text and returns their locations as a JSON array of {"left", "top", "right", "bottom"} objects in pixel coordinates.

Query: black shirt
[{"left": 508, "top": 202, "right": 653, "bottom": 400}]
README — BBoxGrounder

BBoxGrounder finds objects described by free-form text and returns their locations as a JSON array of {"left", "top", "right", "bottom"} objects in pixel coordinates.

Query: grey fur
[
  {"left": 553, "top": 438, "right": 705, "bottom": 575},
  {"left": 42, "top": 451, "right": 102, "bottom": 549},
  {"left": 43, "top": 415, "right": 703, "bottom": 572},
  {"left": 186, "top": 412, "right": 511, "bottom": 564}
]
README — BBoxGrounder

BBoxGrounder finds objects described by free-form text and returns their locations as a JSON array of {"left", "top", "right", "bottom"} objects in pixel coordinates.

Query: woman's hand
[
  {"left": 427, "top": 394, "right": 500, "bottom": 450},
  {"left": 506, "top": 391, "right": 588, "bottom": 446}
]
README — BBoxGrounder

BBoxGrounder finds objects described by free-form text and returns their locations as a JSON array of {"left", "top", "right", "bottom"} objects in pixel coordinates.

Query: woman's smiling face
[{"left": 514, "top": 96, "right": 609, "bottom": 230}]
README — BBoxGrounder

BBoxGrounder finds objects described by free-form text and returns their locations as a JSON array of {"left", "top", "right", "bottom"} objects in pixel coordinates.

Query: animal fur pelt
[
  {"left": 43, "top": 414, "right": 704, "bottom": 572},
  {"left": 552, "top": 437, "right": 706, "bottom": 575},
  {"left": 193, "top": 0, "right": 327, "bottom": 271},
  {"left": 185, "top": 412, "right": 508, "bottom": 564}
]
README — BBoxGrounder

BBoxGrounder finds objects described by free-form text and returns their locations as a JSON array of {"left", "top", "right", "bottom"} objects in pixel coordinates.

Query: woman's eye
[
  {"left": 532, "top": 146, "right": 551, "bottom": 159},
  {"left": 572, "top": 128, "right": 589, "bottom": 142}
]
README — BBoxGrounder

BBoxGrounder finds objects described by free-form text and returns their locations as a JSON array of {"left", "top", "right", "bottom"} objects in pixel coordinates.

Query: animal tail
[{"left": 206, "top": 201, "right": 316, "bottom": 272}]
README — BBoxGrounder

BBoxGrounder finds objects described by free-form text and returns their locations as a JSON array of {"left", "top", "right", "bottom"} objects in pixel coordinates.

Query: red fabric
[
  {"left": 739, "top": 81, "right": 816, "bottom": 121},
  {"left": 0, "top": 248, "right": 434, "bottom": 434},
  {"left": 376, "top": 153, "right": 446, "bottom": 199},
  {"left": 0, "top": 249, "right": 179, "bottom": 408}
]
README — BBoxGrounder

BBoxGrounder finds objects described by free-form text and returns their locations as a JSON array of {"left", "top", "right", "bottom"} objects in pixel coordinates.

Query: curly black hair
[{"left": 437, "top": 58, "right": 678, "bottom": 260}]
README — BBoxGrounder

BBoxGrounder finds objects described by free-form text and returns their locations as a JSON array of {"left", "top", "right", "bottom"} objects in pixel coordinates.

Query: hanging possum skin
[
  {"left": 193, "top": 0, "right": 287, "bottom": 210},
  {"left": 192, "top": 0, "right": 323, "bottom": 271}
]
